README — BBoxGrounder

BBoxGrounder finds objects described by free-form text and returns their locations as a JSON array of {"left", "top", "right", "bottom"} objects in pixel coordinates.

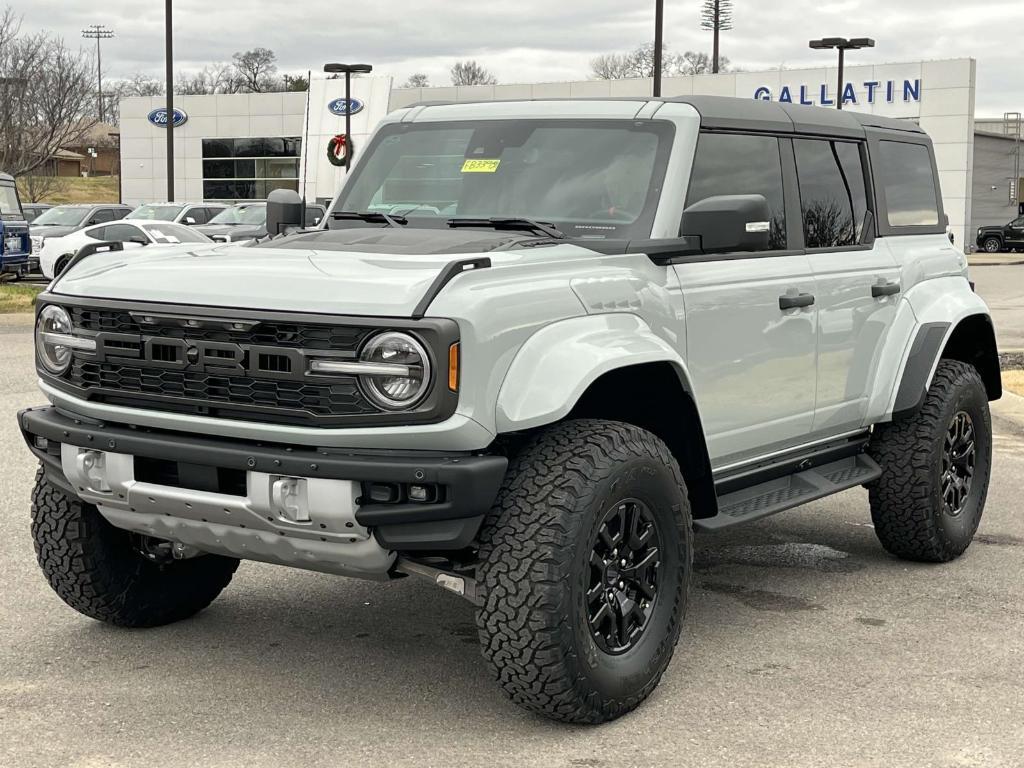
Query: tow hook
[{"left": 395, "top": 557, "right": 481, "bottom": 605}]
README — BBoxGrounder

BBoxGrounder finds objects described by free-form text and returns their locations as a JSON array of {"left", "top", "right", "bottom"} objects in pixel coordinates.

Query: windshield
[
  {"left": 142, "top": 222, "right": 212, "bottom": 244},
  {"left": 208, "top": 205, "right": 267, "bottom": 226},
  {"left": 0, "top": 184, "right": 22, "bottom": 218},
  {"left": 128, "top": 204, "right": 183, "bottom": 221},
  {"left": 332, "top": 119, "right": 673, "bottom": 240},
  {"left": 32, "top": 206, "right": 87, "bottom": 227}
]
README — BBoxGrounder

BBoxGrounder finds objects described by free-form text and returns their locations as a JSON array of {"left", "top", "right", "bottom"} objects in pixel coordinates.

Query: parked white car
[{"left": 39, "top": 219, "right": 214, "bottom": 279}]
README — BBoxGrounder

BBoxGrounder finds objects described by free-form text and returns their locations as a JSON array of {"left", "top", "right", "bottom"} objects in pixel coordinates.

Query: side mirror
[
  {"left": 128, "top": 236, "right": 149, "bottom": 245},
  {"left": 266, "top": 189, "right": 304, "bottom": 237},
  {"left": 680, "top": 194, "right": 772, "bottom": 254}
]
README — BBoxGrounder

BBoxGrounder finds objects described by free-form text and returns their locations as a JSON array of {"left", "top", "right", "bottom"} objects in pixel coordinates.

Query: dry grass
[
  {"left": 16, "top": 176, "right": 120, "bottom": 205},
  {"left": 1003, "top": 369, "right": 1024, "bottom": 398},
  {"left": 0, "top": 282, "right": 42, "bottom": 314}
]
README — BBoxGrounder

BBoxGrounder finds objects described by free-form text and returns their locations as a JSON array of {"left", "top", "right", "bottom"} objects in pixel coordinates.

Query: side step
[{"left": 695, "top": 454, "right": 882, "bottom": 532}]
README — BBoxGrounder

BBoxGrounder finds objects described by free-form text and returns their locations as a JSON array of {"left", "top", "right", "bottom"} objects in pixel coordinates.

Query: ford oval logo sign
[
  {"left": 328, "top": 98, "right": 364, "bottom": 117},
  {"left": 147, "top": 107, "right": 188, "bottom": 128}
]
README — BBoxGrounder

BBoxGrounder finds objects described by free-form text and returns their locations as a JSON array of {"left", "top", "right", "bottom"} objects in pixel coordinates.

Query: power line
[{"left": 82, "top": 24, "right": 115, "bottom": 123}]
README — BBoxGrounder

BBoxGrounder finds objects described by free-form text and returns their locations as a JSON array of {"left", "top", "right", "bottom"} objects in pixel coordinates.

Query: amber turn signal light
[{"left": 448, "top": 343, "right": 460, "bottom": 392}]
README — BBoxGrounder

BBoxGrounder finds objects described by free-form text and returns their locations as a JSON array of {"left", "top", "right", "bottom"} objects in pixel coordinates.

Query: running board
[{"left": 696, "top": 454, "right": 882, "bottom": 532}]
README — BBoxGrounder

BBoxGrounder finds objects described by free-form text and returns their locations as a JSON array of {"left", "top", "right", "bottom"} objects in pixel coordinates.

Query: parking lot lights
[{"left": 808, "top": 37, "right": 875, "bottom": 110}]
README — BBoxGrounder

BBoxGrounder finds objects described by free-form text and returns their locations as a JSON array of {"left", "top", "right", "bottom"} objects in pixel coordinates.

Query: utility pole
[
  {"left": 81, "top": 25, "right": 114, "bottom": 123},
  {"left": 809, "top": 37, "right": 875, "bottom": 109},
  {"left": 653, "top": 0, "right": 664, "bottom": 97},
  {"left": 165, "top": 0, "right": 174, "bottom": 201}
]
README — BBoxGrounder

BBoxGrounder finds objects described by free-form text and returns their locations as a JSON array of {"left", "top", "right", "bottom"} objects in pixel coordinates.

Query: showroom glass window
[
  {"left": 685, "top": 132, "right": 787, "bottom": 250},
  {"left": 876, "top": 140, "right": 940, "bottom": 227},
  {"left": 202, "top": 137, "right": 302, "bottom": 201},
  {"left": 793, "top": 139, "right": 869, "bottom": 248}
]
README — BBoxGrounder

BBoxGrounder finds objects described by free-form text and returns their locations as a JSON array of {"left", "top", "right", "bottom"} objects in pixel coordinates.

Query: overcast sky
[{"left": 12, "top": 0, "right": 1024, "bottom": 116}]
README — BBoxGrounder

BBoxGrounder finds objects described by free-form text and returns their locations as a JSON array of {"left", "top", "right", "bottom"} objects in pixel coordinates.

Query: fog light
[
  {"left": 34, "top": 436, "right": 48, "bottom": 450},
  {"left": 408, "top": 485, "right": 429, "bottom": 502},
  {"left": 367, "top": 482, "right": 400, "bottom": 504},
  {"left": 407, "top": 484, "right": 439, "bottom": 503}
]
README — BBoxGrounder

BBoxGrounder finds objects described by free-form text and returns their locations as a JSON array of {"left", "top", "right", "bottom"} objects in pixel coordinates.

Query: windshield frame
[
  {"left": 30, "top": 206, "right": 87, "bottom": 227},
  {"left": 329, "top": 118, "right": 676, "bottom": 241}
]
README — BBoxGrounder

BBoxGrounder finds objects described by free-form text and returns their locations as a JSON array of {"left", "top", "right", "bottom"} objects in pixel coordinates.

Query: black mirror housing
[
  {"left": 265, "top": 189, "right": 305, "bottom": 237},
  {"left": 681, "top": 194, "right": 772, "bottom": 254}
]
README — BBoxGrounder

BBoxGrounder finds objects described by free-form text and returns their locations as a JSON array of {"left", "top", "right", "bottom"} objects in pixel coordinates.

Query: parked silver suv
[{"left": 19, "top": 96, "right": 1000, "bottom": 723}]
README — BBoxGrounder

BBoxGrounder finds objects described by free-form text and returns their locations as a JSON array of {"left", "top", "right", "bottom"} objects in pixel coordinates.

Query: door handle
[
  {"left": 779, "top": 293, "right": 815, "bottom": 310},
  {"left": 871, "top": 281, "right": 901, "bottom": 298}
]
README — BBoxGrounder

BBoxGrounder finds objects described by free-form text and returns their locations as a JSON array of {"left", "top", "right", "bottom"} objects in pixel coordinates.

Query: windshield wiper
[
  {"left": 447, "top": 217, "right": 565, "bottom": 239},
  {"left": 332, "top": 210, "right": 407, "bottom": 228}
]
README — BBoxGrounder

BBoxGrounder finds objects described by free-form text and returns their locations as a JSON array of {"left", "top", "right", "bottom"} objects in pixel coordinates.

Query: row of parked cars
[{"left": 0, "top": 173, "right": 326, "bottom": 280}]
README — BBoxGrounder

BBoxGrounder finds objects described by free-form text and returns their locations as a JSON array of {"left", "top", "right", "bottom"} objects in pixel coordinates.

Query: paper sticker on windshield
[{"left": 461, "top": 158, "right": 501, "bottom": 174}]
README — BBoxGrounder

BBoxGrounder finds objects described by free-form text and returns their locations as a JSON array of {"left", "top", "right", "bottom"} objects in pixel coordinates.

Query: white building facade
[{"left": 119, "top": 58, "right": 977, "bottom": 246}]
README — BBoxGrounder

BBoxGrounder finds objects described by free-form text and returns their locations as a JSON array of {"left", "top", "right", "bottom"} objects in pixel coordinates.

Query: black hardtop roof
[
  {"left": 410, "top": 94, "right": 925, "bottom": 139},
  {"left": 673, "top": 95, "right": 924, "bottom": 138}
]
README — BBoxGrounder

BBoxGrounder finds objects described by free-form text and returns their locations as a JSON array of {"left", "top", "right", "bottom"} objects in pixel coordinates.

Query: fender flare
[
  {"left": 888, "top": 277, "right": 1001, "bottom": 420},
  {"left": 495, "top": 313, "right": 695, "bottom": 433}
]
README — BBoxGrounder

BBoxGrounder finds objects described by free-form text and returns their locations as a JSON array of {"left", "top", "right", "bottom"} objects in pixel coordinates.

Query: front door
[
  {"left": 675, "top": 131, "right": 818, "bottom": 468},
  {"left": 1006, "top": 216, "right": 1024, "bottom": 248}
]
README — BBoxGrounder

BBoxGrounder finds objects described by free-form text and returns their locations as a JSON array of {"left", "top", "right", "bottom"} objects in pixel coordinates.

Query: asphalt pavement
[
  {"left": 1, "top": 312, "right": 1023, "bottom": 768},
  {"left": 971, "top": 263, "right": 1024, "bottom": 351}
]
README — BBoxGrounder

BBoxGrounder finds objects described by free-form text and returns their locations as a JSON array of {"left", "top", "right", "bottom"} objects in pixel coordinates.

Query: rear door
[
  {"left": 793, "top": 138, "right": 902, "bottom": 435},
  {"left": 674, "top": 131, "right": 818, "bottom": 467}
]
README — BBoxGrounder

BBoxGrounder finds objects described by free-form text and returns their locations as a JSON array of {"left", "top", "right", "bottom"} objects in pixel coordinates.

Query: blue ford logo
[
  {"left": 147, "top": 107, "right": 188, "bottom": 128},
  {"left": 328, "top": 98, "right": 365, "bottom": 117}
]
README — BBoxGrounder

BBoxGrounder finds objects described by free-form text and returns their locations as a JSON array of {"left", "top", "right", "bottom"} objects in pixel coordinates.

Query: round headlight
[
  {"left": 35, "top": 305, "right": 74, "bottom": 375},
  {"left": 358, "top": 331, "right": 431, "bottom": 410}
]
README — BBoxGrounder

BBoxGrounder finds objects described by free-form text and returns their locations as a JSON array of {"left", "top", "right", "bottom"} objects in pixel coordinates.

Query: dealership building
[{"left": 119, "top": 57, "right": 1023, "bottom": 249}]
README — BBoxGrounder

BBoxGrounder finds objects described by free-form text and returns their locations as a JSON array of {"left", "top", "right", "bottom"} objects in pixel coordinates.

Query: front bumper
[{"left": 19, "top": 406, "right": 507, "bottom": 569}]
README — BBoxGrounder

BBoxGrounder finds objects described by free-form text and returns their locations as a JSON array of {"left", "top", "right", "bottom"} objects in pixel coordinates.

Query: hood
[
  {"left": 32, "top": 225, "right": 76, "bottom": 239},
  {"left": 49, "top": 228, "right": 587, "bottom": 317}
]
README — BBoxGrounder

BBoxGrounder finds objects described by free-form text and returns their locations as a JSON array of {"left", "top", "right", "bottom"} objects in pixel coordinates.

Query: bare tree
[
  {"left": 450, "top": 60, "right": 497, "bottom": 86},
  {"left": 0, "top": 9, "right": 97, "bottom": 177},
  {"left": 104, "top": 72, "right": 165, "bottom": 124},
  {"left": 403, "top": 73, "right": 430, "bottom": 88},
  {"left": 700, "top": 0, "right": 733, "bottom": 74},
  {"left": 591, "top": 43, "right": 729, "bottom": 80},
  {"left": 232, "top": 47, "right": 280, "bottom": 93},
  {"left": 176, "top": 62, "right": 241, "bottom": 96},
  {"left": 17, "top": 172, "right": 68, "bottom": 203}
]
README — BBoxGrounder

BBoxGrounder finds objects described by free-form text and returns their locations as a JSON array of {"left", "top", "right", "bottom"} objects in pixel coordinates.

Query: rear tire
[
  {"left": 31, "top": 469, "right": 240, "bottom": 627},
  {"left": 867, "top": 360, "right": 992, "bottom": 562},
  {"left": 982, "top": 237, "right": 1002, "bottom": 253},
  {"left": 475, "top": 420, "right": 692, "bottom": 723}
]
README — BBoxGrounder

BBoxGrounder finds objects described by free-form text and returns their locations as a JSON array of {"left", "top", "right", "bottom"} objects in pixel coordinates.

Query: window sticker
[{"left": 461, "top": 158, "right": 501, "bottom": 174}]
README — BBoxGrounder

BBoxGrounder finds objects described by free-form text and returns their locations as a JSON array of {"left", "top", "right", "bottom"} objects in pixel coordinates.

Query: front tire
[
  {"left": 867, "top": 361, "right": 992, "bottom": 562},
  {"left": 31, "top": 470, "right": 240, "bottom": 627},
  {"left": 475, "top": 420, "right": 692, "bottom": 723},
  {"left": 982, "top": 237, "right": 1002, "bottom": 253}
]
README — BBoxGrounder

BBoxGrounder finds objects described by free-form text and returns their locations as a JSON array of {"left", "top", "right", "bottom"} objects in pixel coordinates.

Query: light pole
[
  {"left": 81, "top": 25, "right": 114, "bottom": 123},
  {"left": 165, "top": 0, "right": 174, "bottom": 201},
  {"left": 323, "top": 63, "right": 373, "bottom": 172},
  {"left": 653, "top": 0, "right": 664, "bottom": 97},
  {"left": 808, "top": 37, "right": 874, "bottom": 109}
]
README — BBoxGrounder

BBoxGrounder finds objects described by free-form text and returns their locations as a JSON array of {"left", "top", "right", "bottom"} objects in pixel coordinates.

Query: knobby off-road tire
[
  {"left": 475, "top": 420, "right": 693, "bottom": 723},
  {"left": 868, "top": 360, "right": 992, "bottom": 562},
  {"left": 31, "top": 469, "right": 240, "bottom": 627}
]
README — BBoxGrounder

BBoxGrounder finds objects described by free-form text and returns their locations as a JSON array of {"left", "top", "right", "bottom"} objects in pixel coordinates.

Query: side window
[
  {"left": 685, "top": 132, "right": 787, "bottom": 249},
  {"left": 85, "top": 226, "right": 108, "bottom": 241},
  {"left": 875, "top": 141, "right": 940, "bottom": 228},
  {"left": 102, "top": 223, "right": 145, "bottom": 243},
  {"left": 305, "top": 206, "right": 323, "bottom": 226},
  {"left": 185, "top": 207, "right": 207, "bottom": 224},
  {"left": 90, "top": 208, "right": 115, "bottom": 224},
  {"left": 793, "top": 139, "right": 868, "bottom": 248},
  {"left": 110, "top": 208, "right": 129, "bottom": 221},
  {"left": 1011, "top": 217, "right": 1024, "bottom": 228}
]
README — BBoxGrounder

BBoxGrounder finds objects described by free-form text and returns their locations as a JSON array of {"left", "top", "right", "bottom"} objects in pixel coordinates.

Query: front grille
[
  {"left": 70, "top": 307, "right": 371, "bottom": 350},
  {"left": 44, "top": 301, "right": 459, "bottom": 428}
]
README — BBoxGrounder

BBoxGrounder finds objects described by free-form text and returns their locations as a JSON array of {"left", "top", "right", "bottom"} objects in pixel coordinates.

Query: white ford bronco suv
[{"left": 19, "top": 96, "right": 1000, "bottom": 723}]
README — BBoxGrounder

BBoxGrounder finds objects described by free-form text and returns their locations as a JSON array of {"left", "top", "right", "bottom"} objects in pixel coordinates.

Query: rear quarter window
[{"left": 876, "top": 141, "right": 940, "bottom": 228}]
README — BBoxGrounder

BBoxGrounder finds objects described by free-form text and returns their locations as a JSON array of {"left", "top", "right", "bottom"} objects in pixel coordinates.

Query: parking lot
[{"left": 2, "top": 308, "right": 1024, "bottom": 768}]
